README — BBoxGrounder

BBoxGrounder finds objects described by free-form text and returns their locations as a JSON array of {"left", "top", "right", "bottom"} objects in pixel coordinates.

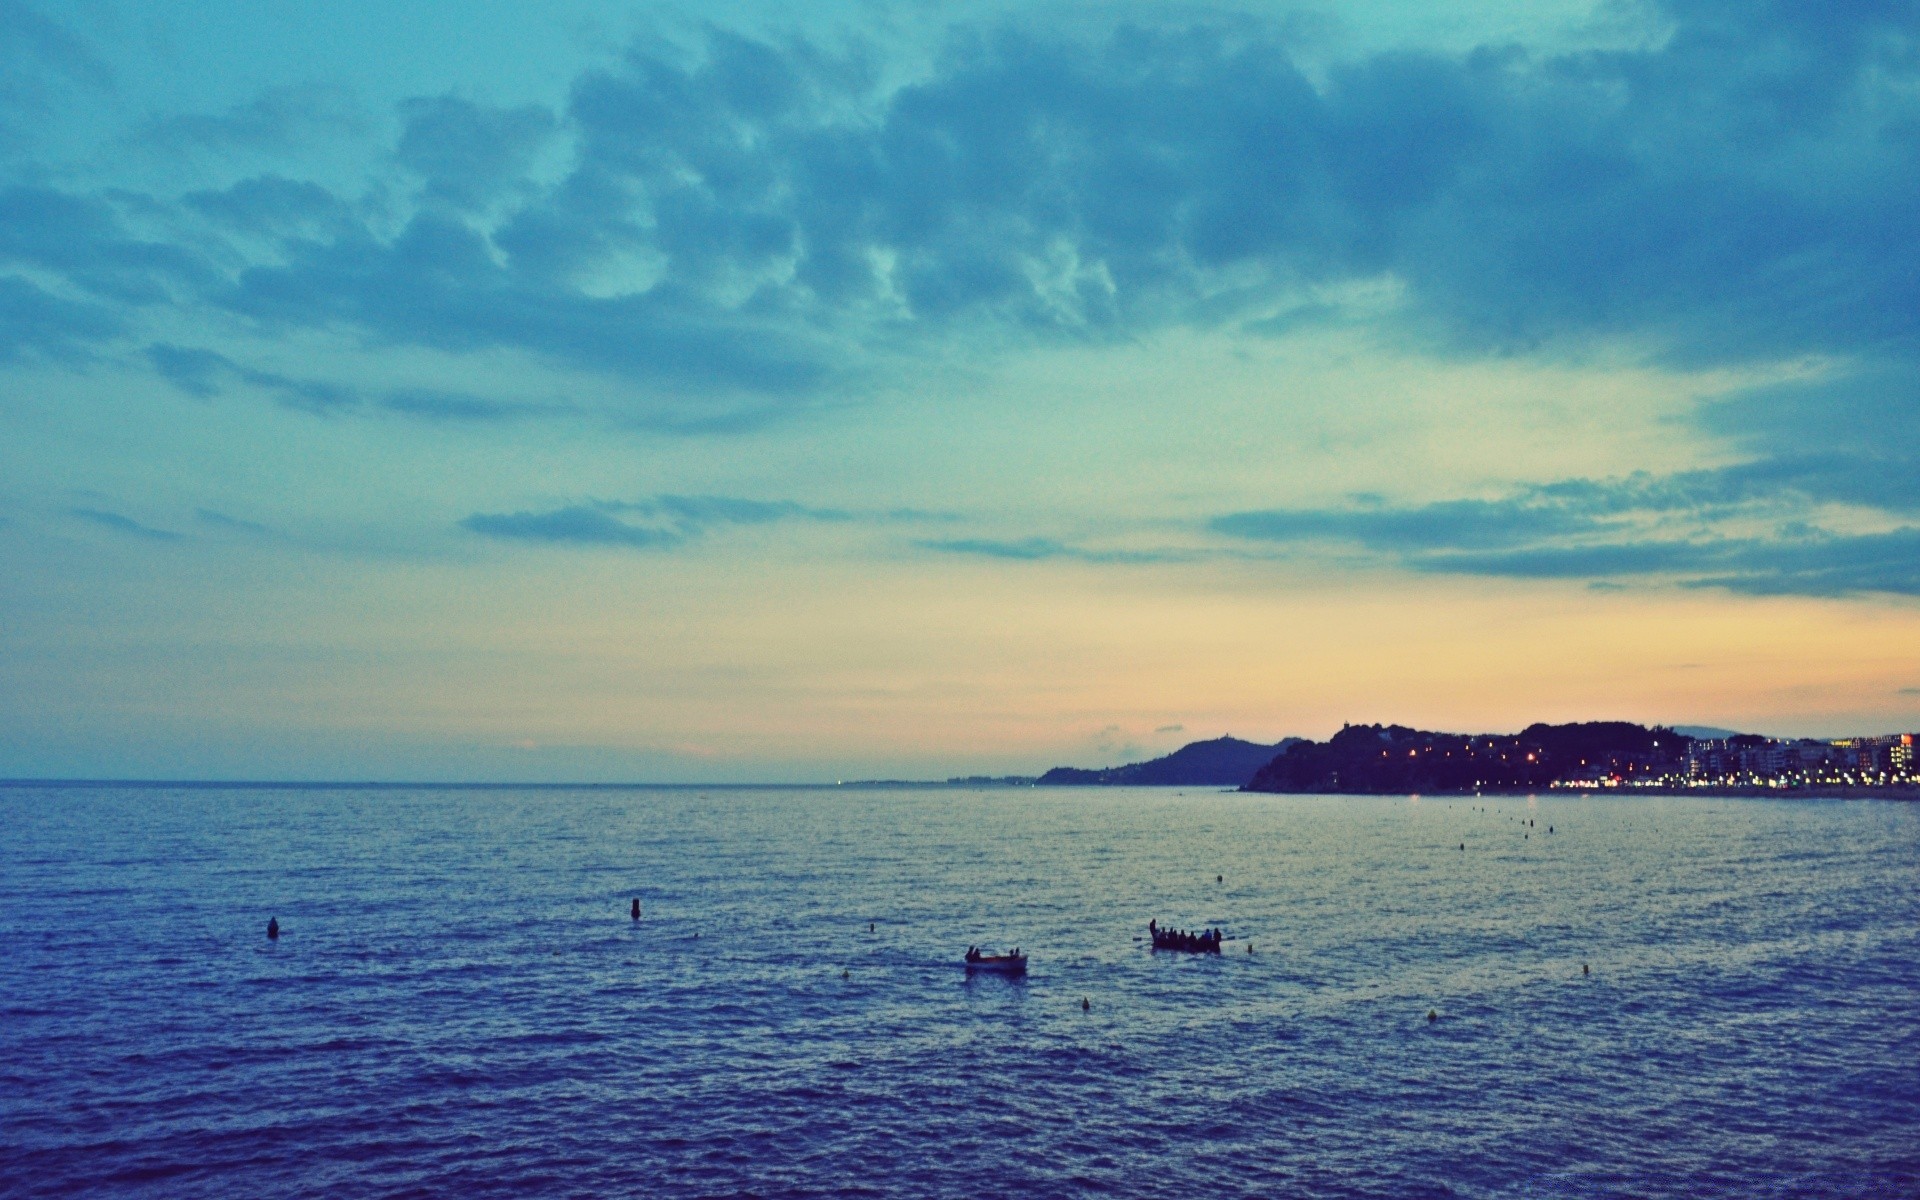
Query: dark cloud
[
  {"left": 68, "top": 507, "right": 182, "bottom": 541},
  {"left": 218, "top": 211, "right": 833, "bottom": 397},
  {"left": 460, "top": 9, "right": 1920, "bottom": 372},
  {"left": 11, "top": 5, "right": 1920, "bottom": 442}
]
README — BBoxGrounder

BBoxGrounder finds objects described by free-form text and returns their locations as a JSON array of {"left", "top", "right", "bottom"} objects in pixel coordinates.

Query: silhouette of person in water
[
  {"left": 266, "top": 917, "right": 279, "bottom": 940},
  {"left": 630, "top": 898, "right": 640, "bottom": 921}
]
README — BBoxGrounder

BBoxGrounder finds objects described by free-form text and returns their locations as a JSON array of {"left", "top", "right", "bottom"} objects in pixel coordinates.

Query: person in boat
[{"left": 966, "top": 945, "right": 978, "bottom": 963}]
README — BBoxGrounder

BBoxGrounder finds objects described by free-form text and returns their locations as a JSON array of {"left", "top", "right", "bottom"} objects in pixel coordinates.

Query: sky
[{"left": 5, "top": 0, "right": 1920, "bottom": 781}]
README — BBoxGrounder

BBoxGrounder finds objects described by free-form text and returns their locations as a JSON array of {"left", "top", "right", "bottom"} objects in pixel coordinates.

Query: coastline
[{"left": 1242, "top": 784, "right": 1920, "bottom": 800}]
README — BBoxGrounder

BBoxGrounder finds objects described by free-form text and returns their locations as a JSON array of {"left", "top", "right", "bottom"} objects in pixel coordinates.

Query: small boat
[
  {"left": 1148, "top": 921, "right": 1223, "bottom": 954},
  {"left": 963, "top": 946, "right": 1028, "bottom": 974}
]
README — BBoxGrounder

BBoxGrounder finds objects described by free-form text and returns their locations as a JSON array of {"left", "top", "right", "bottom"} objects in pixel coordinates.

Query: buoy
[
  {"left": 266, "top": 917, "right": 279, "bottom": 940},
  {"left": 1082, "top": 997, "right": 1090, "bottom": 1011},
  {"left": 631, "top": 898, "right": 640, "bottom": 921},
  {"left": 1427, "top": 1009, "right": 1437, "bottom": 1023},
  {"left": 842, "top": 969, "right": 849, "bottom": 979}
]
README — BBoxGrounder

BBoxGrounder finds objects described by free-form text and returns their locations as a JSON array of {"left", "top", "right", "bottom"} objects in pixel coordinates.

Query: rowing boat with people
[
  {"left": 1148, "top": 919, "right": 1223, "bottom": 954},
  {"left": 963, "top": 946, "right": 1027, "bottom": 974}
]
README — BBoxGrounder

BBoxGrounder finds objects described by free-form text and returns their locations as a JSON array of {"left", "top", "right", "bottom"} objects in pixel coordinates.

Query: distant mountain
[
  {"left": 1037, "top": 736, "right": 1299, "bottom": 787},
  {"left": 1672, "top": 726, "right": 1748, "bottom": 740},
  {"left": 1243, "top": 721, "right": 1688, "bottom": 794}
]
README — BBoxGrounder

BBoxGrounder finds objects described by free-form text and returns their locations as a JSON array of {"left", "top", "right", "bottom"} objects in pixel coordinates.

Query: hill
[
  {"left": 1037, "top": 736, "right": 1299, "bottom": 787},
  {"left": 1242, "top": 722, "right": 1688, "bottom": 793}
]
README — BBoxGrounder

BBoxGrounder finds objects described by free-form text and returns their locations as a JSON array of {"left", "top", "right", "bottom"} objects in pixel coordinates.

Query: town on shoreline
[{"left": 849, "top": 723, "right": 1920, "bottom": 796}]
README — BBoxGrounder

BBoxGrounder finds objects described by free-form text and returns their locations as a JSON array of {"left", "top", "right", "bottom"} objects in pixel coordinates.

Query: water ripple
[{"left": 1, "top": 786, "right": 1916, "bottom": 1198}]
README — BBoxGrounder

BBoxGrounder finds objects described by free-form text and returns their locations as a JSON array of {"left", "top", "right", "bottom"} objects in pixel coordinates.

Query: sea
[{"left": 2, "top": 784, "right": 1917, "bottom": 1199}]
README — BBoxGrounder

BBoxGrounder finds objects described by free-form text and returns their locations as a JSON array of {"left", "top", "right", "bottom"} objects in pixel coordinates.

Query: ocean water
[{"left": 2, "top": 785, "right": 1917, "bottom": 1199}]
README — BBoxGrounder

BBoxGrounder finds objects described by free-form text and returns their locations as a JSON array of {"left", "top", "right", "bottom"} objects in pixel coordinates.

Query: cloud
[
  {"left": 461, "top": 505, "right": 683, "bottom": 548},
  {"left": 1689, "top": 367, "right": 1920, "bottom": 514},
  {"left": 144, "top": 343, "right": 230, "bottom": 397},
  {"left": 1212, "top": 498, "right": 1601, "bottom": 551},
  {"left": 397, "top": 97, "right": 557, "bottom": 213},
  {"left": 68, "top": 507, "right": 182, "bottom": 541},
  {"left": 460, "top": 494, "right": 849, "bottom": 549},
  {"left": 195, "top": 509, "right": 271, "bottom": 535},
  {"left": 638, "top": 494, "right": 847, "bottom": 525},
  {"left": 916, "top": 536, "right": 1183, "bottom": 564},
  {"left": 218, "top": 212, "right": 836, "bottom": 398},
  {"left": 1687, "top": 529, "right": 1920, "bottom": 597},
  {"left": 145, "top": 343, "right": 356, "bottom": 412},
  {"left": 13, "top": 6, "right": 1920, "bottom": 438},
  {"left": 0, "top": 187, "right": 209, "bottom": 306},
  {"left": 918, "top": 536, "right": 1073, "bottom": 560},
  {"left": 379, "top": 389, "right": 546, "bottom": 422},
  {"left": 1214, "top": 460, "right": 1920, "bottom": 597},
  {"left": 149, "top": 344, "right": 562, "bottom": 422},
  {"left": 0, "top": 2, "right": 109, "bottom": 154},
  {"left": 137, "top": 84, "right": 364, "bottom": 157},
  {"left": 0, "top": 275, "right": 122, "bottom": 360},
  {"left": 1155, "top": 724, "right": 1185, "bottom": 733},
  {"left": 183, "top": 176, "right": 355, "bottom": 237}
]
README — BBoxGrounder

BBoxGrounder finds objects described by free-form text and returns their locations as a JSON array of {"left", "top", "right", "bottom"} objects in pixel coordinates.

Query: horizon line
[{"left": 0, "top": 777, "right": 1018, "bottom": 791}]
